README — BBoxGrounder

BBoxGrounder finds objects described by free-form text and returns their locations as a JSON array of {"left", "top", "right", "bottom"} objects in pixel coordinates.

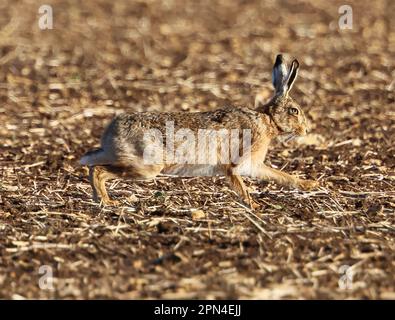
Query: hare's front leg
[
  {"left": 224, "top": 166, "right": 259, "bottom": 209},
  {"left": 89, "top": 166, "right": 120, "bottom": 206},
  {"left": 253, "top": 164, "right": 318, "bottom": 190}
]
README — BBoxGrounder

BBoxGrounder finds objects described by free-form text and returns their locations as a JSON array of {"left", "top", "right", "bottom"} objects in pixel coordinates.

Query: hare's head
[{"left": 258, "top": 54, "right": 308, "bottom": 137}]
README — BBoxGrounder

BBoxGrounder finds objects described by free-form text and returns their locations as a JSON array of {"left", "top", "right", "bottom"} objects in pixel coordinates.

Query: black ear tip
[
  {"left": 274, "top": 54, "right": 284, "bottom": 66},
  {"left": 292, "top": 59, "right": 300, "bottom": 68}
]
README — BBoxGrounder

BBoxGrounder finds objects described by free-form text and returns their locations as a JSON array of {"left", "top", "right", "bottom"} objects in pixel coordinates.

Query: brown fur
[{"left": 81, "top": 54, "right": 319, "bottom": 208}]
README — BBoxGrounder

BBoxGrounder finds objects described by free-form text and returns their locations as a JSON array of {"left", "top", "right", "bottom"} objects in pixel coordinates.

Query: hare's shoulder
[
  {"left": 196, "top": 106, "right": 265, "bottom": 128},
  {"left": 209, "top": 106, "right": 271, "bottom": 130}
]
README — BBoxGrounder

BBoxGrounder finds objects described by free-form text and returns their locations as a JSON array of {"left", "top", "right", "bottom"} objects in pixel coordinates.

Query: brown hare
[{"left": 80, "top": 54, "right": 319, "bottom": 208}]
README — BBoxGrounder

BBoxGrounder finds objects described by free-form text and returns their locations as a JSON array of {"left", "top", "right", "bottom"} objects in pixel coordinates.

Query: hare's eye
[{"left": 289, "top": 107, "right": 299, "bottom": 115}]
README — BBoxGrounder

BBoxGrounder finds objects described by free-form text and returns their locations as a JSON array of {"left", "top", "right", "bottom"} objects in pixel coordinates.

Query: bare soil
[{"left": 0, "top": 0, "right": 394, "bottom": 299}]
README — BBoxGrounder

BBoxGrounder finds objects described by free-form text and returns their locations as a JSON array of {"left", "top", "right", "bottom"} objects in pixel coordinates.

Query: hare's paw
[
  {"left": 242, "top": 199, "right": 260, "bottom": 210},
  {"left": 243, "top": 194, "right": 260, "bottom": 210},
  {"left": 298, "top": 179, "right": 319, "bottom": 191},
  {"left": 101, "top": 198, "right": 120, "bottom": 206},
  {"left": 249, "top": 200, "right": 260, "bottom": 210}
]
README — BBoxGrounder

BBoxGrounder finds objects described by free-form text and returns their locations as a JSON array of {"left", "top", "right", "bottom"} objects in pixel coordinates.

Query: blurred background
[{"left": 0, "top": 0, "right": 394, "bottom": 299}]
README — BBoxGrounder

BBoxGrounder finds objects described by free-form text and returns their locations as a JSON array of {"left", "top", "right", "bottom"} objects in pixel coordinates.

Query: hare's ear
[
  {"left": 284, "top": 59, "right": 300, "bottom": 94},
  {"left": 272, "top": 54, "right": 288, "bottom": 95}
]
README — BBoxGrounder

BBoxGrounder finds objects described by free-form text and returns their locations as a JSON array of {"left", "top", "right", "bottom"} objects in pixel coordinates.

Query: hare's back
[
  {"left": 107, "top": 107, "right": 261, "bottom": 133},
  {"left": 100, "top": 107, "right": 267, "bottom": 162}
]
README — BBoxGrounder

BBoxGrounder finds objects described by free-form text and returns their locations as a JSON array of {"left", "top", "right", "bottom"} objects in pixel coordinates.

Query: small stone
[
  {"left": 191, "top": 209, "right": 206, "bottom": 220},
  {"left": 128, "top": 194, "right": 138, "bottom": 202}
]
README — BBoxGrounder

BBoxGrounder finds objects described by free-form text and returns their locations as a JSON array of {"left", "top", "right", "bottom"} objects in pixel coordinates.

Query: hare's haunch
[{"left": 80, "top": 54, "right": 319, "bottom": 208}]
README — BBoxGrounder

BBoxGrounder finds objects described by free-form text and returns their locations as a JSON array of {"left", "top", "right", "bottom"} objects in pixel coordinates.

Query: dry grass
[{"left": 0, "top": 0, "right": 394, "bottom": 299}]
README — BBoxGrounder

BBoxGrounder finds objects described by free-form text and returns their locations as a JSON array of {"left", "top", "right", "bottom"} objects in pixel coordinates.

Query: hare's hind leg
[
  {"left": 89, "top": 166, "right": 119, "bottom": 206},
  {"left": 89, "top": 163, "right": 164, "bottom": 206},
  {"left": 253, "top": 164, "right": 319, "bottom": 190}
]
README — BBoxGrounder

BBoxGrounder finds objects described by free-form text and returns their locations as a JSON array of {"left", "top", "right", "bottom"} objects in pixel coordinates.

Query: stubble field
[{"left": 0, "top": 0, "right": 394, "bottom": 299}]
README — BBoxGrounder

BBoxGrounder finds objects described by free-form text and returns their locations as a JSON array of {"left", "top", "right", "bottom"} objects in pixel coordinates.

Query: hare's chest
[
  {"left": 251, "top": 138, "right": 270, "bottom": 161},
  {"left": 249, "top": 123, "right": 272, "bottom": 162}
]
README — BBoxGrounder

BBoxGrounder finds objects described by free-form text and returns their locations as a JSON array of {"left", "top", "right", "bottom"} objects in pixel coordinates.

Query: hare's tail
[{"left": 80, "top": 148, "right": 113, "bottom": 166}]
